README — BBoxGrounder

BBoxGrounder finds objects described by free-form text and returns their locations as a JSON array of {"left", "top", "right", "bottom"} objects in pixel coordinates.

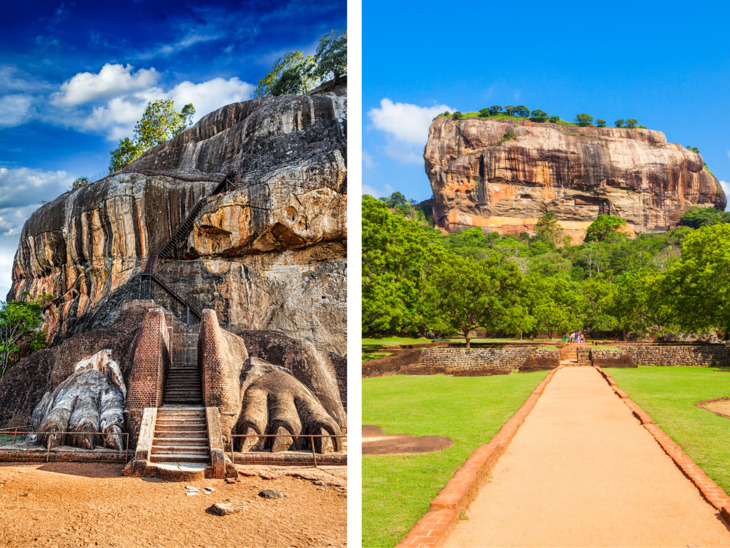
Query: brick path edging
[
  {"left": 594, "top": 365, "right": 730, "bottom": 526},
  {"left": 396, "top": 366, "right": 564, "bottom": 548}
]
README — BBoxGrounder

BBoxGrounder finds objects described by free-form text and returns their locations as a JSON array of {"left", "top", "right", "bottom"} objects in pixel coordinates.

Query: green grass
[
  {"left": 609, "top": 366, "right": 730, "bottom": 494},
  {"left": 362, "top": 352, "right": 393, "bottom": 362},
  {"left": 362, "top": 371, "right": 548, "bottom": 547},
  {"left": 591, "top": 345, "right": 620, "bottom": 350},
  {"left": 444, "top": 338, "right": 561, "bottom": 344},
  {"left": 435, "top": 112, "right": 578, "bottom": 126}
]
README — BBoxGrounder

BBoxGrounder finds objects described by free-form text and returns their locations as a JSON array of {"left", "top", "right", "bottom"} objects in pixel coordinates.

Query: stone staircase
[
  {"left": 149, "top": 326, "right": 210, "bottom": 467},
  {"left": 560, "top": 344, "right": 591, "bottom": 366},
  {"left": 164, "top": 329, "right": 202, "bottom": 405}
]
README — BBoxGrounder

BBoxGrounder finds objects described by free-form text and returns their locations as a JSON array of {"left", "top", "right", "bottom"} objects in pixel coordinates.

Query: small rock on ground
[
  {"left": 208, "top": 503, "right": 244, "bottom": 516},
  {"left": 259, "top": 489, "right": 285, "bottom": 499}
]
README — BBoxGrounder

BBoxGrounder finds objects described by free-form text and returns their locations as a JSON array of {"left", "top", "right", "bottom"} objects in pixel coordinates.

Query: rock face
[
  {"left": 425, "top": 117, "right": 726, "bottom": 242},
  {"left": 9, "top": 87, "right": 346, "bottom": 354}
]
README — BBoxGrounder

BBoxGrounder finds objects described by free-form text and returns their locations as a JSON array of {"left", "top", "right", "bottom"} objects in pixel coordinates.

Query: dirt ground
[
  {"left": 362, "top": 425, "right": 452, "bottom": 455},
  {"left": 0, "top": 463, "right": 346, "bottom": 548},
  {"left": 698, "top": 397, "right": 730, "bottom": 419},
  {"left": 445, "top": 367, "right": 730, "bottom": 547}
]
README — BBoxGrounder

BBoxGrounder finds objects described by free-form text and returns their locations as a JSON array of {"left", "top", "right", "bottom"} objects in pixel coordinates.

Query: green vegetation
[
  {"left": 436, "top": 105, "right": 643, "bottom": 130},
  {"left": 362, "top": 351, "right": 393, "bottom": 362},
  {"left": 0, "top": 292, "right": 49, "bottom": 376},
  {"left": 255, "top": 29, "right": 346, "bottom": 98},
  {"left": 109, "top": 99, "right": 194, "bottom": 173},
  {"left": 363, "top": 194, "right": 730, "bottom": 340},
  {"left": 610, "top": 367, "right": 730, "bottom": 494},
  {"left": 71, "top": 176, "right": 90, "bottom": 190},
  {"left": 362, "top": 371, "right": 548, "bottom": 547}
]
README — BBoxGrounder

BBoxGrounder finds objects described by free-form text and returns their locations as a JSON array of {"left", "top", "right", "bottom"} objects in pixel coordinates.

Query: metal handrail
[{"left": 0, "top": 429, "right": 129, "bottom": 462}]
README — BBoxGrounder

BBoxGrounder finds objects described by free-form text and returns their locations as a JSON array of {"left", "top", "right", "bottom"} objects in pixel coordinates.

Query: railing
[
  {"left": 0, "top": 429, "right": 129, "bottom": 463},
  {"left": 229, "top": 433, "right": 347, "bottom": 468}
]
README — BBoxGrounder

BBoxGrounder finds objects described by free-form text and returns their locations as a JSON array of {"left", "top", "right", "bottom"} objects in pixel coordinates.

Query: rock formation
[
  {"left": 425, "top": 117, "right": 726, "bottom": 242},
  {"left": 9, "top": 86, "right": 347, "bottom": 354},
  {"left": 29, "top": 349, "right": 126, "bottom": 450}
]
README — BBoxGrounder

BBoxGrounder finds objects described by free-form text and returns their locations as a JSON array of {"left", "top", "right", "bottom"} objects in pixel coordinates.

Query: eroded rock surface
[
  {"left": 9, "top": 88, "right": 347, "bottom": 353},
  {"left": 425, "top": 117, "right": 726, "bottom": 242},
  {"left": 29, "top": 349, "right": 126, "bottom": 450}
]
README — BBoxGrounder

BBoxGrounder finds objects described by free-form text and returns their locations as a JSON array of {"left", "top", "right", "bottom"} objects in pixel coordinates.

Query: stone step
[
  {"left": 155, "top": 421, "right": 208, "bottom": 432},
  {"left": 156, "top": 418, "right": 206, "bottom": 425},
  {"left": 163, "top": 400, "right": 204, "bottom": 406},
  {"left": 152, "top": 437, "right": 208, "bottom": 445},
  {"left": 157, "top": 407, "right": 204, "bottom": 413},
  {"left": 152, "top": 444, "right": 209, "bottom": 455},
  {"left": 155, "top": 431, "right": 207, "bottom": 439},
  {"left": 149, "top": 453, "right": 210, "bottom": 463}
]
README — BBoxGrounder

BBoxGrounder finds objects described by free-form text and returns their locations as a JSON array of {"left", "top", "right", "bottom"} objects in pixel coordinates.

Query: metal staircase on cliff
[{"left": 137, "top": 171, "right": 237, "bottom": 322}]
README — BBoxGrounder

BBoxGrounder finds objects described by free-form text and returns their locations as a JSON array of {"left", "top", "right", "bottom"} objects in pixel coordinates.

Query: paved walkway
[{"left": 445, "top": 366, "right": 730, "bottom": 547}]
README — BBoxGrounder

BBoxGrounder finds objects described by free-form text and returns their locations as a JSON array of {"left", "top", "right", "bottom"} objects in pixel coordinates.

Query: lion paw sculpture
[{"left": 29, "top": 349, "right": 126, "bottom": 450}]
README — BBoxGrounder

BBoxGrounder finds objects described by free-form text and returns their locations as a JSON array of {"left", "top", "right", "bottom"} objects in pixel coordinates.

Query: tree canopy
[
  {"left": 0, "top": 292, "right": 49, "bottom": 376},
  {"left": 363, "top": 193, "right": 730, "bottom": 341},
  {"left": 109, "top": 99, "right": 194, "bottom": 173}
]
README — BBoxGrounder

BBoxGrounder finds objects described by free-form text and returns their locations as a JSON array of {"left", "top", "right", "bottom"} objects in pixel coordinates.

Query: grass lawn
[
  {"left": 610, "top": 366, "right": 730, "bottom": 494},
  {"left": 362, "top": 371, "right": 548, "bottom": 547}
]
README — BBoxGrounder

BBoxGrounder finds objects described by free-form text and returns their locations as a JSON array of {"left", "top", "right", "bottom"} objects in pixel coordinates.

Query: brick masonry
[
  {"left": 624, "top": 345, "right": 730, "bottom": 367},
  {"left": 396, "top": 367, "right": 562, "bottom": 548},
  {"left": 594, "top": 365, "right": 730, "bottom": 527},
  {"left": 124, "top": 309, "right": 171, "bottom": 445},
  {"left": 413, "top": 347, "right": 560, "bottom": 375}
]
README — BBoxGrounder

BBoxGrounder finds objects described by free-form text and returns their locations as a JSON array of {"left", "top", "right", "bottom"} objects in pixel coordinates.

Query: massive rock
[
  {"left": 9, "top": 87, "right": 346, "bottom": 354},
  {"left": 425, "top": 117, "right": 726, "bottom": 242}
]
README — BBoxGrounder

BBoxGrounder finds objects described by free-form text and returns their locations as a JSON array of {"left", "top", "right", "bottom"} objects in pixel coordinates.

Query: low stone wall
[
  {"left": 362, "top": 349, "right": 423, "bottom": 378},
  {"left": 624, "top": 345, "right": 730, "bottom": 367},
  {"left": 415, "top": 347, "right": 559, "bottom": 375},
  {"left": 591, "top": 349, "right": 636, "bottom": 368}
]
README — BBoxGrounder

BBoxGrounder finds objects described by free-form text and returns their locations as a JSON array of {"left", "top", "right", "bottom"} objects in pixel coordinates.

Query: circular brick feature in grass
[
  {"left": 362, "top": 425, "right": 453, "bottom": 455},
  {"left": 696, "top": 398, "right": 730, "bottom": 419}
]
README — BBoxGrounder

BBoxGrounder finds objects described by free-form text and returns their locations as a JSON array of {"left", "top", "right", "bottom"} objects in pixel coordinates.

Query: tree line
[
  {"left": 440, "top": 105, "right": 644, "bottom": 129},
  {"left": 363, "top": 195, "right": 730, "bottom": 345}
]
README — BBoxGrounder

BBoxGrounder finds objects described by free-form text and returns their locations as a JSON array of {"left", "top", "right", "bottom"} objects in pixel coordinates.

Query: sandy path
[
  {"left": 0, "top": 463, "right": 346, "bottom": 547},
  {"left": 445, "top": 366, "right": 730, "bottom": 547}
]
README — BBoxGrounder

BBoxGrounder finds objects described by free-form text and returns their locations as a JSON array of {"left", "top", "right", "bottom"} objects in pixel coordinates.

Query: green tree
[
  {"left": 452, "top": 111, "right": 463, "bottom": 120},
  {"left": 533, "top": 211, "right": 564, "bottom": 246},
  {"left": 379, "top": 191, "right": 409, "bottom": 207},
  {"left": 514, "top": 105, "right": 530, "bottom": 117},
  {"left": 478, "top": 108, "right": 491, "bottom": 118},
  {"left": 529, "top": 109, "right": 548, "bottom": 122},
  {"left": 0, "top": 292, "right": 49, "bottom": 376},
  {"left": 595, "top": 119, "right": 607, "bottom": 127},
  {"left": 255, "top": 52, "right": 317, "bottom": 98},
  {"left": 109, "top": 99, "right": 195, "bottom": 173},
  {"left": 313, "top": 29, "right": 347, "bottom": 85},
  {"left": 489, "top": 105, "right": 503, "bottom": 115},
  {"left": 584, "top": 215, "right": 627, "bottom": 243},
  {"left": 685, "top": 145, "right": 700, "bottom": 153},
  {"left": 528, "top": 276, "right": 584, "bottom": 338},
  {"left": 575, "top": 113, "right": 593, "bottom": 127},
  {"left": 625, "top": 118, "right": 638, "bottom": 128},
  {"left": 72, "top": 176, "right": 90, "bottom": 190},
  {"left": 614, "top": 119, "right": 624, "bottom": 128},
  {"left": 659, "top": 224, "right": 730, "bottom": 336},
  {"left": 548, "top": 116, "right": 560, "bottom": 123},
  {"left": 678, "top": 206, "right": 724, "bottom": 229},
  {"left": 504, "top": 105, "right": 515, "bottom": 116}
]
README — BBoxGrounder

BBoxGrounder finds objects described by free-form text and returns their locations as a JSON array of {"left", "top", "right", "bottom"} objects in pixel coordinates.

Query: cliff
[
  {"left": 425, "top": 117, "right": 726, "bottom": 242},
  {"left": 9, "top": 87, "right": 347, "bottom": 355}
]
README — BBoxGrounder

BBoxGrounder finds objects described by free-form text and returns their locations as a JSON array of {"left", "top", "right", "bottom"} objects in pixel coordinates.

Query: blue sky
[
  {"left": 0, "top": 0, "right": 345, "bottom": 297},
  {"left": 363, "top": 0, "right": 730, "bottom": 206}
]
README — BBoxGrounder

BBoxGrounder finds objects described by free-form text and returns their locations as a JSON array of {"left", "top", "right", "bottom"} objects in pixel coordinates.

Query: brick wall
[
  {"left": 124, "top": 308, "right": 171, "bottom": 444},
  {"left": 413, "top": 347, "right": 559, "bottom": 375},
  {"left": 199, "top": 309, "right": 246, "bottom": 448},
  {"left": 624, "top": 345, "right": 730, "bottom": 367}
]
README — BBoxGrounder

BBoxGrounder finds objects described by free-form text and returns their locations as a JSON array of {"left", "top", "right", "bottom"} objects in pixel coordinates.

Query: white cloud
[
  {"left": 0, "top": 95, "right": 33, "bottom": 127},
  {"left": 138, "top": 33, "right": 223, "bottom": 60},
  {"left": 167, "top": 78, "right": 254, "bottom": 121},
  {"left": 49, "top": 64, "right": 255, "bottom": 141},
  {"left": 362, "top": 150, "right": 376, "bottom": 170},
  {"left": 719, "top": 180, "right": 730, "bottom": 211},
  {"left": 368, "top": 99, "right": 452, "bottom": 146},
  {"left": 0, "top": 167, "right": 75, "bottom": 297},
  {"left": 51, "top": 63, "right": 160, "bottom": 106}
]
